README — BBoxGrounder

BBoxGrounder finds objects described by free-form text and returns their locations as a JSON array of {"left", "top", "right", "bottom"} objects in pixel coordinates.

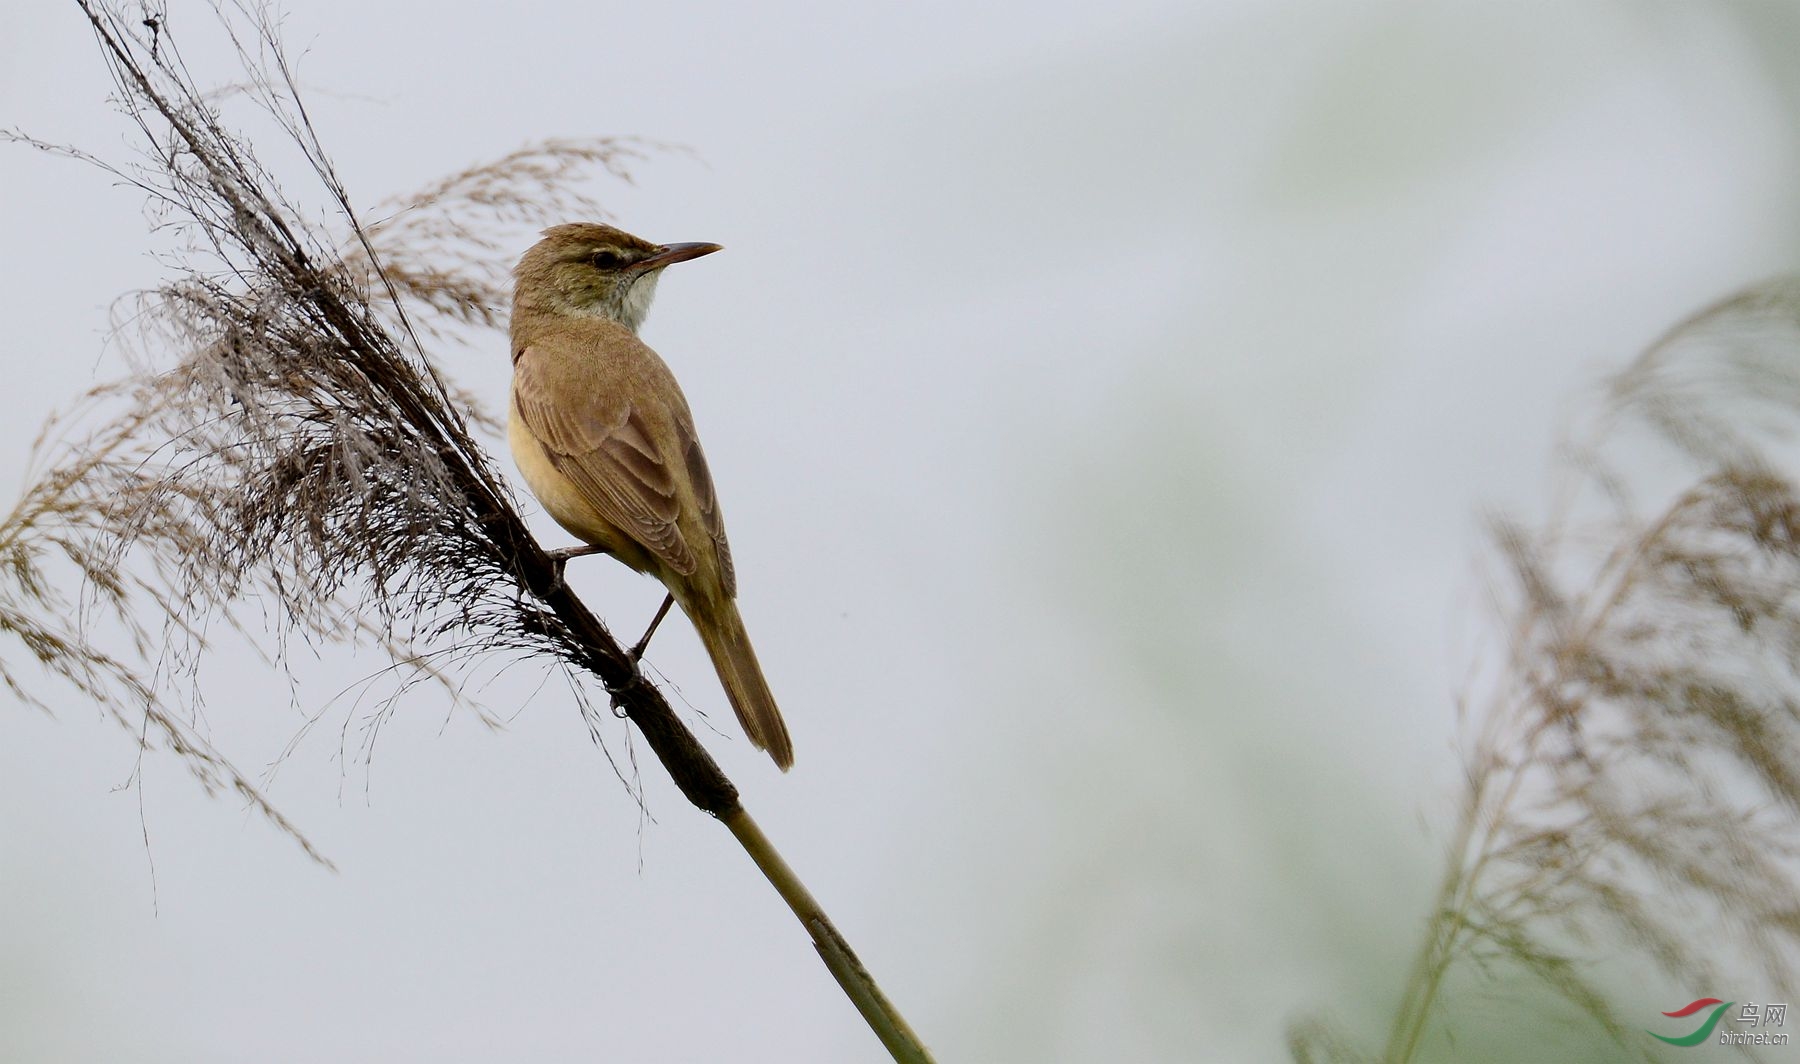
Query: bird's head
[{"left": 512, "top": 222, "right": 722, "bottom": 332}]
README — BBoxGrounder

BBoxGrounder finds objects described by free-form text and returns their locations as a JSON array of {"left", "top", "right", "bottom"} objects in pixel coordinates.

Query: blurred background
[{"left": 4, "top": 2, "right": 1799, "bottom": 1061}]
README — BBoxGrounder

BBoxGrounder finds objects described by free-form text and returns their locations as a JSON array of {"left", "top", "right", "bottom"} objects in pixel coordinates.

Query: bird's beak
[{"left": 633, "top": 242, "right": 723, "bottom": 271}]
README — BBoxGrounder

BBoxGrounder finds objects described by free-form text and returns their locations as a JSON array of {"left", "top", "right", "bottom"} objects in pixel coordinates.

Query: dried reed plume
[
  {"left": 0, "top": 377, "right": 326, "bottom": 865},
  {"left": 5, "top": 3, "right": 934, "bottom": 1059},
  {"left": 1291, "top": 284, "right": 1800, "bottom": 1062}
]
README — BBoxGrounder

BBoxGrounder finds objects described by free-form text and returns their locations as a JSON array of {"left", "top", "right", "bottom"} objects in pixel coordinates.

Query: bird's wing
[
  {"left": 675, "top": 417, "right": 735, "bottom": 596},
  {"left": 512, "top": 341, "right": 700, "bottom": 577}
]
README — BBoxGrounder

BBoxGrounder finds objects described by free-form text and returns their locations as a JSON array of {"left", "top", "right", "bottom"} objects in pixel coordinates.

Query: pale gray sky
[{"left": 3, "top": 3, "right": 1798, "bottom": 1062}]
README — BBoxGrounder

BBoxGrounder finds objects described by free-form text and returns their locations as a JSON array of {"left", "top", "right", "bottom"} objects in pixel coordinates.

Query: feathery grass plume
[
  {"left": 18, "top": 4, "right": 935, "bottom": 1058},
  {"left": 24, "top": 0, "right": 676, "bottom": 816},
  {"left": 1290, "top": 280, "right": 1800, "bottom": 1063},
  {"left": 0, "top": 378, "right": 327, "bottom": 866},
  {"left": 95, "top": 0, "right": 740, "bottom": 799},
  {"left": 6, "top": 83, "right": 652, "bottom": 862}
]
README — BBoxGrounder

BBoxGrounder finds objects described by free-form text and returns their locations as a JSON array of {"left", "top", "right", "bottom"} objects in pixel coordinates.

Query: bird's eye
[{"left": 589, "top": 249, "right": 625, "bottom": 269}]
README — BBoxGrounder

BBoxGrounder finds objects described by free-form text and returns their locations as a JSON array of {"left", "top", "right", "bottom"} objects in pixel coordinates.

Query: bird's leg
[
  {"left": 630, "top": 594, "right": 676, "bottom": 662},
  {"left": 544, "top": 544, "right": 606, "bottom": 594}
]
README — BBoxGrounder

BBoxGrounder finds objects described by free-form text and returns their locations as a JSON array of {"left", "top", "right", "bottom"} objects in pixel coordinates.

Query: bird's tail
[{"left": 688, "top": 597, "right": 793, "bottom": 771}]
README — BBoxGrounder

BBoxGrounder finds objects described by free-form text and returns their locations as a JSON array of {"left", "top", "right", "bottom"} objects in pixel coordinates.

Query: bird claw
[{"left": 542, "top": 544, "right": 604, "bottom": 595}]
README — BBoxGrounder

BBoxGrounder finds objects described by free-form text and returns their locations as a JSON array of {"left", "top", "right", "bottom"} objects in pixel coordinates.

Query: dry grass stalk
[{"left": 1291, "top": 283, "right": 1800, "bottom": 1062}]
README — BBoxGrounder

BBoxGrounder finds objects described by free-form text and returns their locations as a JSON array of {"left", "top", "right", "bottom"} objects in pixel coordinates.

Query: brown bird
[{"left": 508, "top": 222, "right": 793, "bottom": 770}]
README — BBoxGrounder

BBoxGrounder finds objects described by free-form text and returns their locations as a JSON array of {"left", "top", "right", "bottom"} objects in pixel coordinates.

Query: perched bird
[{"left": 508, "top": 223, "right": 793, "bottom": 770}]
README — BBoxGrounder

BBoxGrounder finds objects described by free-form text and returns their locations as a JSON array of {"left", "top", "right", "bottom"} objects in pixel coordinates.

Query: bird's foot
[{"left": 543, "top": 544, "right": 606, "bottom": 594}]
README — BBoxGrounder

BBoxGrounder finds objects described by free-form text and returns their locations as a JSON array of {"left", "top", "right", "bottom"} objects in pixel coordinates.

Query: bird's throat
[{"left": 614, "top": 272, "right": 659, "bottom": 333}]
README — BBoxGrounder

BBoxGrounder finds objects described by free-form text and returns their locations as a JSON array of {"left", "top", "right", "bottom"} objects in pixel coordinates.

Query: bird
[{"left": 507, "top": 222, "right": 793, "bottom": 770}]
